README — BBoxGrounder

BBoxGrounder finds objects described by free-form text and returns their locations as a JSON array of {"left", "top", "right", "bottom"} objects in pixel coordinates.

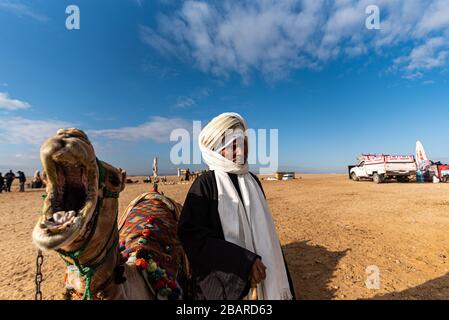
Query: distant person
[
  {"left": 4, "top": 170, "right": 15, "bottom": 192},
  {"left": 185, "top": 168, "right": 191, "bottom": 181},
  {"left": 32, "top": 170, "right": 43, "bottom": 189},
  {"left": 0, "top": 173, "right": 4, "bottom": 193},
  {"left": 17, "top": 171, "right": 26, "bottom": 192}
]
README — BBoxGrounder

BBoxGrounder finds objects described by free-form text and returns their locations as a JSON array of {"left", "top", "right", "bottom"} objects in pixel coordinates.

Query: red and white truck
[{"left": 349, "top": 154, "right": 417, "bottom": 183}]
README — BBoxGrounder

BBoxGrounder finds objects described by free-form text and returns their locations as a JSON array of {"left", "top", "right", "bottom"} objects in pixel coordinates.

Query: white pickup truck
[{"left": 349, "top": 154, "right": 417, "bottom": 183}]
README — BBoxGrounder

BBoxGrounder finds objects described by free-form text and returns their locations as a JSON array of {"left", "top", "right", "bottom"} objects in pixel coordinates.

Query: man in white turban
[{"left": 178, "top": 112, "right": 295, "bottom": 300}]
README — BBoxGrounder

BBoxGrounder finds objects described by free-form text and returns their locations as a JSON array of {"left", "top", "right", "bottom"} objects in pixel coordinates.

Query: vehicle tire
[
  {"left": 373, "top": 173, "right": 384, "bottom": 184},
  {"left": 351, "top": 173, "right": 359, "bottom": 181}
]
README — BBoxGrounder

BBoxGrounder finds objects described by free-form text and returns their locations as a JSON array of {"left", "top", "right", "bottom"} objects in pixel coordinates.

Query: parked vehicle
[
  {"left": 349, "top": 154, "right": 417, "bottom": 183},
  {"left": 414, "top": 140, "right": 449, "bottom": 183},
  {"left": 420, "top": 162, "right": 449, "bottom": 182}
]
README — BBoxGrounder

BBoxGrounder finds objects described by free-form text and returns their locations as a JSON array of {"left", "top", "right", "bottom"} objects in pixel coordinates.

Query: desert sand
[{"left": 1, "top": 174, "right": 449, "bottom": 300}]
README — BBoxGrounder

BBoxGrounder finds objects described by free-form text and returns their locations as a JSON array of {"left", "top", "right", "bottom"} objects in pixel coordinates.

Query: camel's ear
[{"left": 120, "top": 169, "right": 127, "bottom": 192}]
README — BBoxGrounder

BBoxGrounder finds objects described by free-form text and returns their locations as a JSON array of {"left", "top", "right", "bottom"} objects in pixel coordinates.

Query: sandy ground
[{"left": 1, "top": 174, "right": 449, "bottom": 300}]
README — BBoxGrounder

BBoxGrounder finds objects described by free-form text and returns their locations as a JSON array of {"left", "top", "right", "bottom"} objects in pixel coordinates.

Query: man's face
[{"left": 219, "top": 136, "right": 248, "bottom": 165}]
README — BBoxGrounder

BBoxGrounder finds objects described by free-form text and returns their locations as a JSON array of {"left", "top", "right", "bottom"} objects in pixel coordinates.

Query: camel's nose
[
  {"left": 40, "top": 136, "right": 83, "bottom": 170},
  {"left": 57, "top": 128, "right": 89, "bottom": 142}
]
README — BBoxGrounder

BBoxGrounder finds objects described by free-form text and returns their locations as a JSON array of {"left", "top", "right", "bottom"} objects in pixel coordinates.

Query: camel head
[{"left": 32, "top": 128, "right": 126, "bottom": 251}]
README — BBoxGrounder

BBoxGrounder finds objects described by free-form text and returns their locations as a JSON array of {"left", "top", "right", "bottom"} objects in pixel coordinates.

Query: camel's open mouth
[
  {"left": 40, "top": 162, "right": 89, "bottom": 231},
  {"left": 33, "top": 129, "right": 99, "bottom": 251}
]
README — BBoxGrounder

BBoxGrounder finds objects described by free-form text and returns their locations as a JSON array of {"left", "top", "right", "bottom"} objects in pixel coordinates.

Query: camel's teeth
[
  {"left": 53, "top": 211, "right": 66, "bottom": 224},
  {"left": 63, "top": 219, "right": 73, "bottom": 227},
  {"left": 67, "top": 211, "right": 76, "bottom": 220}
]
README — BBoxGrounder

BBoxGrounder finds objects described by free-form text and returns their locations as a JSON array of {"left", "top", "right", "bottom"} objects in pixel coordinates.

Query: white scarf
[{"left": 199, "top": 112, "right": 292, "bottom": 300}]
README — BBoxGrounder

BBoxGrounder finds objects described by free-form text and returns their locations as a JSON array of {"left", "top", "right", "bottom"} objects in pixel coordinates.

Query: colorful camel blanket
[{"left": 119, "top": 192, "right": 185, "bottom": 300}]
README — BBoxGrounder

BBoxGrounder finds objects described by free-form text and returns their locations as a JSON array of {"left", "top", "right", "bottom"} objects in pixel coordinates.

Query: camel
[
  {"left": 32, "top": 128, "right": 189, "bottom": 300},
  {"left": 31, "top": 170, "right": 44, "bottom": 189}
]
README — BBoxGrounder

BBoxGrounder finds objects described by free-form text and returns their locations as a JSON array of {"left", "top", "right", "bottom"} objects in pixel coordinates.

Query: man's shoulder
[
  {"left": 248, "top": 171, "right": 265, "bottom": 196},
  {"left": 187, "top": 170, "right": 216, "bottom": 198},
  {"left": 249, "top": 171, "right": 261, "bottom": 181},
  {"left": 191, "top": 170, "right": 215, "bottom": 188}
]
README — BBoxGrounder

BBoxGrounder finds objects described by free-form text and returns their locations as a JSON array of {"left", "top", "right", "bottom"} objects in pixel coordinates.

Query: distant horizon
[
  {"left": 6, "top": 156, "right": 449, "bottom": 177},
  {"left": 2, "top": 167, "right": 350, "bottom": 177},
  {"left": 4, "top": 153, "right": 449, "bottom": 177},
  {"left": 127, "top": 169, "right": 350, "bottom": 177}
]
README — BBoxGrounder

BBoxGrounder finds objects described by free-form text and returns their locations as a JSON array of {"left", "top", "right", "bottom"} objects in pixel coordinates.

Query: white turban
[{"left": 199, "top": 112, "right": 249, "bottom": 175}]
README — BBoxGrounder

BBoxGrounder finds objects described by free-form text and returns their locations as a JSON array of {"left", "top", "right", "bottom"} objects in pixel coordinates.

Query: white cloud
[
  {"left": 0, "top": 0, "right": 48, "bottom": 22},
  {"left": 0, "top": 92, "right": 31, "bottom": 110},
  {"left": 402, "top": 71, "right": 423, "bottom": 81},
  {"left": 0, "top": 116, "right": 191, "bottom": 146},
  {"left": 415, "top": 0, "right": 449, "bottom": 36},
  {"left": 142, "top": 61, "right": 180, "bottom": 78},
  {"left": 404, "top": 37, "right": 449, "bottom": 71},
  {"left": 174, "top": 88, "right": 211, "bottom": 108},
  {"left": 422, "top": 80, "right": 435, "bottom": 85},
  {"left": 141, "top": 26, "right": 178, "bottom": 56},
  {"left": 88, "top": 116, "right": 190, "bottom": 143},
  {"left": 175, "top": 96, "right": 195, "bottom": 108},
  {"left": 14, "top": 153, "right": 39, "bottom": 160},
  {"left": 0, "top": 117, "right": 73, "bottom": 146},
  {"left": 142, "top": 0, "right": 449, "bottom": 81}
]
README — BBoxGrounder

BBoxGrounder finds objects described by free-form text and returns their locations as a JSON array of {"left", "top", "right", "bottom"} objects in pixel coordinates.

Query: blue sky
[{"left": 1, "top": 0, "right": 449, "bottom": 175}]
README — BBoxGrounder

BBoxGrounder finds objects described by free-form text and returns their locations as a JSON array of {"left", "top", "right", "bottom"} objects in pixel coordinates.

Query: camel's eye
[{"left": 108, "top": 174, "right": 121, "bottom": 187}]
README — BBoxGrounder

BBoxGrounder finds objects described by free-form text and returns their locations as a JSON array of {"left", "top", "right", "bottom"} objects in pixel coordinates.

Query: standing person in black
[
  {"left": 17, "top": 171, "right": 26, "bottom": 192},
  {"left": 178, "top": 113, "right": 295, "bottom": 300},
  {"left": 0, "top": 173, "right": 4, "bottom": 193},
  {"left": 4, "top": 170, "right": 15, "bottom": 192}
]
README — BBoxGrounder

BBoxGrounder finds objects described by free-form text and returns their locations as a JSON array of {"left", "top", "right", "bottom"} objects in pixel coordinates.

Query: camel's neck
[
  {"left": 63, "top": 196, "right": 154, "bottom": 300},
  {"left": 63, "top": 197, "right": 122, "bottom": 299},
  {"left": 101, "top": 264, "right": 154, "bottom": 300},
  {"left": 60, "top": 160, "right": 154, "bottom": 300}
]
